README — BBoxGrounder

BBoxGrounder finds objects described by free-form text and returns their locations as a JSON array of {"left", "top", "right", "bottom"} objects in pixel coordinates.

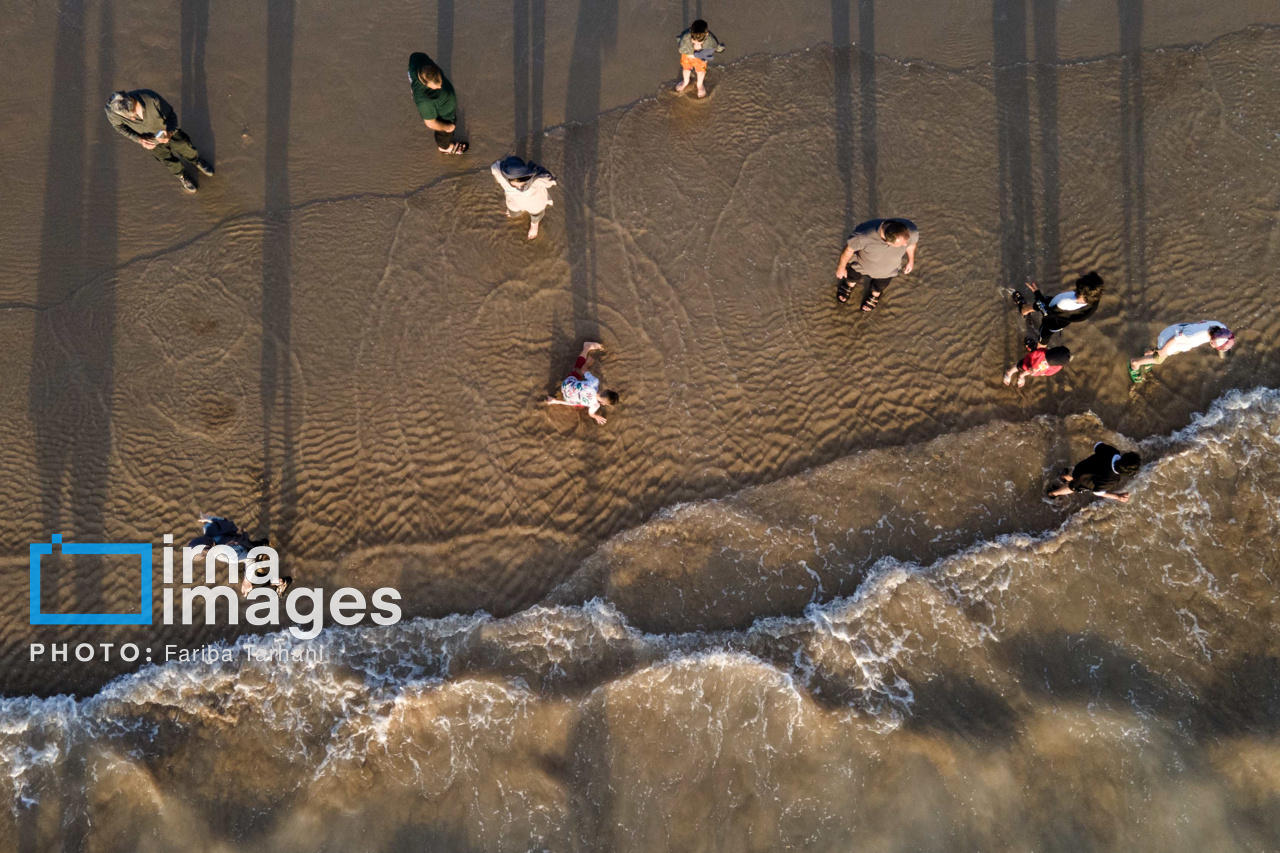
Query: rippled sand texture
[
  {"left": 2, "top": 390, "right": 1277, "bottom": 852},
  {"left": 4, "top": 23, "right": 1280, "bottom": 695}
]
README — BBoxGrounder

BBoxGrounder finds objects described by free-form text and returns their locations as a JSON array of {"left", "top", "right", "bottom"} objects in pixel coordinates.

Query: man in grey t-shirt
[{"left": 835, "top": 218, "right": 918, "bottom": 311}]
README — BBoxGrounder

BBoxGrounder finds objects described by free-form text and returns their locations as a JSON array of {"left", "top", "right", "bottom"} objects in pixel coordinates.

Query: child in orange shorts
[{"left": 676, "top": 19, "right": 725, "bottom": 98}]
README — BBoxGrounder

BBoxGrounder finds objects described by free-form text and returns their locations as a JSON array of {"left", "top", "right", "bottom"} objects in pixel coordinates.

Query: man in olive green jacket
[{"left": 105, "top": 90, "right": 213, "bottom": 192}]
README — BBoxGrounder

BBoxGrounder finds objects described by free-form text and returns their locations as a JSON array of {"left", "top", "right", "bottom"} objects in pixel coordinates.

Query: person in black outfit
[
  {"left": 188, "top": 516, "right": 291, "bottom": 594},
  {"left": 1011, "top": 271, "right": 1104, "bottom": 348},
  {"left": 1048, "top": 443, "right": 1140, "bottom": 503}
]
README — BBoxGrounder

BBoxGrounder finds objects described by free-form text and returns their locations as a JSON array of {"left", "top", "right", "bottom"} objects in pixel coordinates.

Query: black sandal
[
  {"left": 837, "top": 279, "right": 852, "bottom": 303},
  {"left": 1011, "top": 290, "right": 1026, "bottom": 310},
  {"left": 861, "top": 292, "right": 880, "bottom": 312}
]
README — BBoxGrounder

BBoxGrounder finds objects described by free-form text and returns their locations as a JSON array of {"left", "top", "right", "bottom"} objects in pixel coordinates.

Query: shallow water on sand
[{"left": 2, "top": 387, "right": 1278, "bottom": 851}]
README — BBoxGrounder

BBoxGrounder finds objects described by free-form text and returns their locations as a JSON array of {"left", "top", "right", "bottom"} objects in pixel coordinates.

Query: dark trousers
[
  {"left": 1037, "top": 313, "right": 1071, "bottom": 344},
  {"left": 148, "top": 129, "right": 201, "bottom": 176},
  {"left": 860, "top": 275, "right": 894, "bottom": 301},
  {"left": 434, "top": 128, "right": 454, "bottom": 149}
]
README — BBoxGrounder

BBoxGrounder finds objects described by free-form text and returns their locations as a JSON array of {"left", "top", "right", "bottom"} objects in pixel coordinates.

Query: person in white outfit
[
  {"left": 1128, "top": 321, "right": 1236, "bottom": 382},
  {"left": 491, "top": 155, "right": 557, "bottom": 240}
]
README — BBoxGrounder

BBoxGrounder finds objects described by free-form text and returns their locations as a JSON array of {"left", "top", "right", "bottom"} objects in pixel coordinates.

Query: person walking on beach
[
  {"left": 675, "top": 19, "right": 726, "bottom": 99},
  {"left": 1010, "top": 273, "right": 1104, "bottom": 348},
  {"left": 835, "top": 218, "right": 918, "bottom": 311},
  {"left": 1003, "top": 345, "right": 1071, "bottom": 387},
  {"left": 1048, "top": 443, "right": 1140, "bottom": 503},
  {"left": 105, "top": 90, "right": 213, "bottom": 193},
  {"left": 408, "top": 52, "right": 468, "bottom": 154},
  {"left": 546, "top": 342, "right": 619, "bottom": 425},
  {"left": 1127, "top": 321, "right": 1235, "bottom": 383},
  {"left": 491, "top": 156, "right": 557, "bottom": 240}
]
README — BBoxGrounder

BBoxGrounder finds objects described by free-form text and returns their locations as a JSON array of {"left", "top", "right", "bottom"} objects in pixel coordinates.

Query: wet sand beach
[{"left": 1, "top": 1, "right": 1279, "bottom": 850}]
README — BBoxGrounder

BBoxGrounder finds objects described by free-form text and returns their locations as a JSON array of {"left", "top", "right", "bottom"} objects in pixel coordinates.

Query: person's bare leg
[
  {"left": 696, "top": 69, "right": 707, "bottom": 98},
  {"left": 1130, "top": 349, "right": 1161, "bottom": 370},
  {"left": 1048, "top": 484, "right": 1073, "bottom": 497},
  {"left": 528, "top": 210, "right": 544, "bottom": 241},
  {"left": 676, "top": 68, "right": 692, "bottom": 92}
]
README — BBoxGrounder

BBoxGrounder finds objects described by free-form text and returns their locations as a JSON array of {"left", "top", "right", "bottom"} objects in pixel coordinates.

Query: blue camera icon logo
[{"left": 29, "top": 535, "right": 153, "bottom": 625}]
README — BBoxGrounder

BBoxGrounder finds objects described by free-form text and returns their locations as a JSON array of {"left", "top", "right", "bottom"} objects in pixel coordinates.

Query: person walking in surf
[
  {"left": 675, "top": 19, "right": 726, "bottom": 99},
  {"left": 1048, "top": 443, "right": 1140, "bottom": 503},
  {"left": 546, "top": 342, "right": 620, "bottom": 425},
  {"left": 835, "top": 218, "right": 918, "bottom": 311},
  {"left": 105, "top": 90, "right": 214, "bottom": 193},
  {"left": 408, "top": 52, "right": 468, "bottom": 154},
  {"left": 1127, "top": 321, "right": 1235, "bottom": 383},
  {"left": 491, "top": 156, "right": 557, "bottom": 240},
  {"left": 187, "top": 516, "right": 291, "bottom": 596},
  {"left": 1009, "top": 273, "right": 1104, "bottom": 349}
]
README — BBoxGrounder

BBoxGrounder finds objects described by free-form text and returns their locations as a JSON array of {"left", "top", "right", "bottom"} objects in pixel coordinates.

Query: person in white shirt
[
  {"left": 1010, "top": 272, "right": 1105, "bottom": 348},
  {"left": 1128, "top": 322, "right": 1236, "bottom": 382},
  {"left": 491, "top": 156, "right": 557, "bottom": 241},
  {"left": 546, "top": 342, "right": 620, "bottom": 425}
]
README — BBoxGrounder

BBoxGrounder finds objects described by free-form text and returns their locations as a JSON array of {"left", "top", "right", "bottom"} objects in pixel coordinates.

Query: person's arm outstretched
[{"left": 902, "top": 242, "right": 916, "bottom": 275}]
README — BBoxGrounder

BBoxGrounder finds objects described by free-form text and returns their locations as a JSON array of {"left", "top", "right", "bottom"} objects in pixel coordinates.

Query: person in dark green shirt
[
  {"left": 407, "top": 52, "right": 467, "bottom": 154},
  {"left": 105, "top": 90, "right": 213, "bottom": 193}
]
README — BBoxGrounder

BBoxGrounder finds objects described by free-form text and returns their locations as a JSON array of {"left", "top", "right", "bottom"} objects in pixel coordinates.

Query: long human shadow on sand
[
  {"left": 1118, "top": 0, "right": 1147, "bottom": 337},
  {"left": 258, "top": 0, "right": 298, "bottom": 546},
  {"left": 512, "top": 0, "right": 546, "bottom": 161},
  {"left": 180, "top": 0, "right": 214, "bottom": 165},
  {"left": 553, "top": 0, "right": 617, "bottom": 389},
  {"left": 992, "top": 0, "right": 1037, "bottom": 290},
  {"left": 831, "top": 0, "right": 877, "bottom": 235},
  {"left": 28, "top": 0, "right": 117, "bottom": 609}
]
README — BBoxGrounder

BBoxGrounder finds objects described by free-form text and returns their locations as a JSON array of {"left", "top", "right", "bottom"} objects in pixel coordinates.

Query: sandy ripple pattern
[{"left": 0, "top": 386, "right": 1277, "bottom": 851}]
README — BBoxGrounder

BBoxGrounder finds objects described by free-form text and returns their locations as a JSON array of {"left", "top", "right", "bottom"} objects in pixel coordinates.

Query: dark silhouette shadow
[
  {"left": 858, "top": 0, "right": 878, "bottom": 219},
  {"left": 387, "top": 822, "right": 483, "bottom": 853},
  {"left": 1118, "top": 0, "right": 1147, "bottom": 322},
  {"left": 258, "top": 0, "right": 297, "bottom": 546},
  {"left": 30, "top": 0, "right": 117, "bottom": 589},
  {"left": 681, "top": 0, "right": 704, "bottom": 28},
  {"left": 992, "top": 0, "right": 1037, "bottom": 290},
  {"left": 903, "top": 673, "right": 1021, "bottom": 746},
  {"left": 1031, "top": 0, "right": 1059, "bottom": 280},
  {"left": 180, "top": 0, "right": 214, "bottom": 164},
  {"left": 560, "top": 0, "right": 617, "bottom": 362},
  {"left": 566, "top": 698, "right": 618, "bottom": 851},
  {"left": 436, "top": 0, "right": 454, "bottom": 74},
  {"left": 831, "top": 1, "right": 854, "bottom": 233},
  {"left": 512, "top": 0, "right": 546, "bottom": 161}
]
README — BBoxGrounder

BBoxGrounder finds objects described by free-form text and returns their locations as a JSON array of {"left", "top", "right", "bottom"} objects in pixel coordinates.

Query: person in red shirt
[{"left": 1003, "top": 345, "right": 1071, "bottom": 387}]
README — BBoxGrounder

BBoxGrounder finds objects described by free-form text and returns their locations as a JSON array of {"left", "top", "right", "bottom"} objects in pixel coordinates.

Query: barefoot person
[
  {"left": 105, "top": 90, "right": 213, "bottom": 193},
  {"left": 1010, "top": 272, "right": 1104, "bottom": 348},
  {"left": 491, "top": 156, "right": 557, "bottom": 240},
  {"left": 408, "top": 52, "right": 467, "bottom": 154},
  {"left": 1047, "top": 443, "right": 1141, "bottom": 503},
  {"left": 1003, "top": 345, "right": 1071, "bottom": 388},
  {"left": 675, "top": 19, "right": 726, "bottom": 99},
  {"left": 835, "top": 218, "right": 918, "bottom": 311},
  {"left": 1128, "top": 321, "right": 1235, "bottom": 383},
  {"left": 546, "top": 342, "right": 620, "bottom": 425}
]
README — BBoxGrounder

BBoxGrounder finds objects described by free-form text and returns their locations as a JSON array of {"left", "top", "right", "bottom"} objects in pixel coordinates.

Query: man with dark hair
[
  {"left": 546, "top": 342, "right": 620, "bottom": 425},
  {"left": 408, "top": 52, "right": 467, "bottom": 154},
  {"left": 1048, "top": 443, "right": 1141, "bottom": 502},
  {"left": 105, "top": 90, "right": 213, "bottom": 192},
  {"left": 835, "top": 218, "right": 919, "bottom": 311}
]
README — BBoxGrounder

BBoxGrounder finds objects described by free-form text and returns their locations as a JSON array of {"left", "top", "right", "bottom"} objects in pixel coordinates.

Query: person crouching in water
[
  {"left": 491, "top": 156, "right": 557, "bottom": 241},
  {"left": 1048, "top": 443, "right": 1140, "bottom": 503},
  {"left": 675, "top": 19, "right": 726, "bottom": 99},
  {"left": 1004, "top": 344, "right": 1071, "bottom": 388},
  {"left": 188, "top": 515, "right": 291, "bottom": 595},
  {"left": 1127, "top": 322, "right": 1235, "bottom": 383},
  {"left": 546, "top": 342, "right": 619, "bottom": 425}
]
